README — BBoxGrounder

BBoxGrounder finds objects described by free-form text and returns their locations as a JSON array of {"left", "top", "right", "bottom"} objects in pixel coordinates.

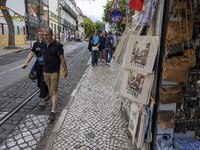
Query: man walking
[
  {"left": 105, "top": 31, "right": 114, "bottom": 65},
  {"left": 43, "top": 27, "right": 68, "bottom": 121}
]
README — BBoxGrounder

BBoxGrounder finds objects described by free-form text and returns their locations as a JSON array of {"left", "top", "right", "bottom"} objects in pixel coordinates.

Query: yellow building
[{"left": 0, "top": 0, "right": 26, "bottom": 47}]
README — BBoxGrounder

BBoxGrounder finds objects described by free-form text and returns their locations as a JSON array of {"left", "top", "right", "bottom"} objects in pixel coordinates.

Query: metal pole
[
  {"left": 25, "top": 0, "right": 32, "bottom": 48},
  {"left": 58, "top": 0, "right": 60, "bottom": 41},
  {"left": 150, "top": 0, "right": 170, "bottom": 149}
]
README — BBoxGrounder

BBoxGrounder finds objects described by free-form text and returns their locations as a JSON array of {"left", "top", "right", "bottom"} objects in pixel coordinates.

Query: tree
[
  {"left": 0, "top": 0, "right": 16, "bottom": 49},
  {"left": 103, "top": 0, "right": 127, "bottom": 32},
  {"left": 83, "top": 16, "right": 96, "bottom": 37},
  {"left": 94, "top": 21, "right": 105, "bottom": 32},
  {"left": 83, "top": 16, "right": 105, "bottom": 37}
]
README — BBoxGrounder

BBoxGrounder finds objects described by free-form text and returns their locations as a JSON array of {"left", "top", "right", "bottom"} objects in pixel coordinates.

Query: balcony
[
  {"left": 61, "top": 18, "right": 76, "bottom": 31},
  {"left": 61, "top": 18, "right": 70, "bottom": 27},
  {"left": 50, "top": 12, "right": 58, "bottom": 21},
  {"left": 61, "top": 0, "right": 77, "bottom": 19},
  {"left": 27, "top": 0, "right": 48, "bottom": 7},
  {"left": 41, "top": 0, "right": 48, "bottom": 6},
  {"left": 26, "top": 15, "right": 48, "bottom": 27}
]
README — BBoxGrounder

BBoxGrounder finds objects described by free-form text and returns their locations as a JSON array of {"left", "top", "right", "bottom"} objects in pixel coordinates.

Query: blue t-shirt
[{"left": 93, "top": 35, "right": 99, "bottom": 45}]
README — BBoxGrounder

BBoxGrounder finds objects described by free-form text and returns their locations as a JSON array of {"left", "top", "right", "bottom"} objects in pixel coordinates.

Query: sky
[{"left": 75, "top": 0, "right": 107, "bottom": 21}]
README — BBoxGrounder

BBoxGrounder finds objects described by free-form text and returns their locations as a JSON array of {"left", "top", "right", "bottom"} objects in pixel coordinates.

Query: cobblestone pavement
[
  {"left": 0, "top": 44, "right": 90, "bottom": 150},
  {"left": 51, "top": 62, "right": 132, "bottom": 150}
]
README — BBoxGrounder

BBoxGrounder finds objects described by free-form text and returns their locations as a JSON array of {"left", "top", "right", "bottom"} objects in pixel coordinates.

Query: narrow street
[{"left": 0, "top": 42, "right": 91, "bottom": 150}]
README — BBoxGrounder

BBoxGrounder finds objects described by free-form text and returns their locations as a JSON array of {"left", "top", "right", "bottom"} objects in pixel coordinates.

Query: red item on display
[{"left": 129, "top": 0, "right": 144, "bottom": 12}]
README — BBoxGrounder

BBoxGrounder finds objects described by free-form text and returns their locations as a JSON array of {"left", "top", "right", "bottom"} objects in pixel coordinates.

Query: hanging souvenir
[
  {"left": 120, "top": 69, "right": 154, "bottom": 105},
  {"left": 122, "top": 35, "right": 159, "bottom": 74},
  {"left": 128, "top": 102, "right": 141, "bottom": 143},
  {"left": 135, "top": 107, "right": 147, "bottom": 149}
]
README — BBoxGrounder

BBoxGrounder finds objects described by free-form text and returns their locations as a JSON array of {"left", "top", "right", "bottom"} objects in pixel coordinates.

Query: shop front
[{"left": 114, "top": 0, "right": 200, "bottom": 149}]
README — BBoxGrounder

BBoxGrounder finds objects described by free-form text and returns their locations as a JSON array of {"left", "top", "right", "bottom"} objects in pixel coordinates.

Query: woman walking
[
  {"left": 88, "top": 30, "right": 100, "bottom": 67},
  {"left": 22, "top": 28, "right": 49, "bottom": 108}
]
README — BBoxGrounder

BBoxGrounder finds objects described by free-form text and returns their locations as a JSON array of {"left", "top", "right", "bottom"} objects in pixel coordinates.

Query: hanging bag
[
  {"left": 158, "top": 110, "right": 175, "bottom": 129},
  {"left": 166, "top": 0, "right": 193, "bottom": 45},
  {"left": 159, "top": 86, "right": 183, "bottom": 104},
  {"left": 171, "top": 47, "right": 196, "bottom": 68},
  {"left": 162, "top": 59, "right": 189, "bottom": 82}
]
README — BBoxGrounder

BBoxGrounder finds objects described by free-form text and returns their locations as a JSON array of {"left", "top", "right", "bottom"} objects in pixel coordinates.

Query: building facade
[
  {"left": 0, "top": 0, "right": 83, "bottom": 46},
  {"left": 49, "top": 0, "right": 59, "bottom": 40},
  {"left": 60, "top": 0, "right": 77, "bottom": 41},
  {"left": 25, "top": 0, "right": 49, "bottom": 40},
  {"left": 0, "top": 0, "right": 26, "bottom": 46},
  {"left": 76, "top": 7, "right": 85, "bottom": 41}
]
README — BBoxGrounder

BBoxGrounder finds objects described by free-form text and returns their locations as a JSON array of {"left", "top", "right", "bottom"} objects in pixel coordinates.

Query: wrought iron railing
[{"left": 61, "top": 0, "right": 77, "bottom": 19}]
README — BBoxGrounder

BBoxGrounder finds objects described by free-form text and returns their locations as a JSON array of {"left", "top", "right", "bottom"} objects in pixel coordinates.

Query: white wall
[{"left": 49, "top": 0, "right": 58, "bottom": 15}]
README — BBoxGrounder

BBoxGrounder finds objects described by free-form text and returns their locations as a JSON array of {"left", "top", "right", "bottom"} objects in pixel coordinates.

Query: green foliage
[
  {"left": 83, "top": 16, "right": 96, "bottom": 37},
  {"left": 83, "top": 16, "right": 105, "bottom": 37},
  {"left": 103, "top": 0, "right": 127, "bottom": 32},
  {"left": 95, "top": 21, "right": 105, "bottom": 32}
]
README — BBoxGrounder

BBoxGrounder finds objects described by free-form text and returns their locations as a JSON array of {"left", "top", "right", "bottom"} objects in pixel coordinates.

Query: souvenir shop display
[
  {"left": 114, "top": 0, "right": 160, "bottom": 148},
  {"left": 156, "top": 0, "right": 200, "bottom": 149},
  {"left": 120, "top": 69, "right": 154, "bottom": 105}
]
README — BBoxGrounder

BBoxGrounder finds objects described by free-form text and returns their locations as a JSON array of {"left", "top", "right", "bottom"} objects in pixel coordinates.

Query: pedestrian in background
[
  {"left": 99, "top": 31, "right": 107, "bottom": 63},
  {"left": 105, "top": 31, "right": 114, "bottom": 65},
  {"left": 22, "top": 28, "right": 49, "bottom": 108},
  {"left": 43, "top": 27, "right": 68, "bottom": 122},
  {"left": 88, "top": 30, "right": 100, "bottom": 67}
]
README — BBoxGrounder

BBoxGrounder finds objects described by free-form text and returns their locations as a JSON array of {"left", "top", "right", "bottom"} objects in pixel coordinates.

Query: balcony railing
[
  {"left": 26, "top": 15, "right": 48, "bottom": 27},
  {"left": 41, "top": 0, "right": 48, "bottom": 6},
  {"left": 28, "top": 0, "right": 48, "bottom": 7},
  {"left": 61, "top": 0, "right": 77, "bottom": 19},
  {"left": 61, "top": 18, "right": 76, "bottom": 31},
  {"left": 50, "top": 12, "right": 58, "bottom": 21}
]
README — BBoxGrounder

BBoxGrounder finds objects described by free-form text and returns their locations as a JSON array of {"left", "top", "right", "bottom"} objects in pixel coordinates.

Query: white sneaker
[{"left": 39, "top": 99, "right": 46, "bottom": 108}]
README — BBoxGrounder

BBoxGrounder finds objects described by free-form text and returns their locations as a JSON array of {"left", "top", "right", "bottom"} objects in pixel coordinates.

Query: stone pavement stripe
[
  {"left": 0, "top": 114, "right": 49, "bottom": 150},
  {"left": 44, "top": 66, "right": 90, "bottom": 150},
  {"left": 47, "top": 62, "right": 132, "bottom": 150}
]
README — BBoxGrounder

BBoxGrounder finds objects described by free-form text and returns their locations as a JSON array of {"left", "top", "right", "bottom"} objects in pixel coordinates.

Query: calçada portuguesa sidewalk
[{"left": 45, "top": 62, "right": 132, "bottom": 150}]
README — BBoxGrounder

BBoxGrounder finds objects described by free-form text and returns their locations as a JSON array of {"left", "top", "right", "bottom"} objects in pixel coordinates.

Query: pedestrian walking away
[
  {"left": 88, "top": 29, "right": 100, "bottom": 67},
  {"left": 43, "top": 27, "right": 68, "bottom": 122},
  {"left": 22, "top": 28, "right": 49, "bottom": 108},
  {"left": 99, "top": 31, "right": 107, "bottom": 63},
  {"left": 105, "top": 31, "right": 114, "bottom": 65}
]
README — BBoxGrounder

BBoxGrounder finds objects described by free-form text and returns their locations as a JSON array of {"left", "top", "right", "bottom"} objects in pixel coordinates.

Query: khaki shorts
[{"left": 43, "top": 72, "right": 59, "bottom": 93}]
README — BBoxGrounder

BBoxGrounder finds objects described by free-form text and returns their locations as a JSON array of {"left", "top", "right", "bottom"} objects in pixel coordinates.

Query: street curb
[
  {"left": 44, "top": 66, "right": 90, "bottom": 150},
  {"left": 0, "top": 48, "right": 30, "bottom": 57}
]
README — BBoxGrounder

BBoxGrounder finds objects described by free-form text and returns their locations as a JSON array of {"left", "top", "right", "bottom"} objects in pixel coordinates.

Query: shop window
[
  {"left": 3, "top": 25, "right": 8, "bottom": 35},
  {"left": 23, "top": 27, "right": 26, "bottom": 35},
  {"left": 1, "top": 24, "right": 4, "bottom": 35},
  {"left": 14, "top": 26, "right": 18, "bottom": 35},
  {"left": 19, "top": 26, "right": 25, "bottom": 35},
  {"left": 51, "top": 23, "right": 53, "bottom": 29}
]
